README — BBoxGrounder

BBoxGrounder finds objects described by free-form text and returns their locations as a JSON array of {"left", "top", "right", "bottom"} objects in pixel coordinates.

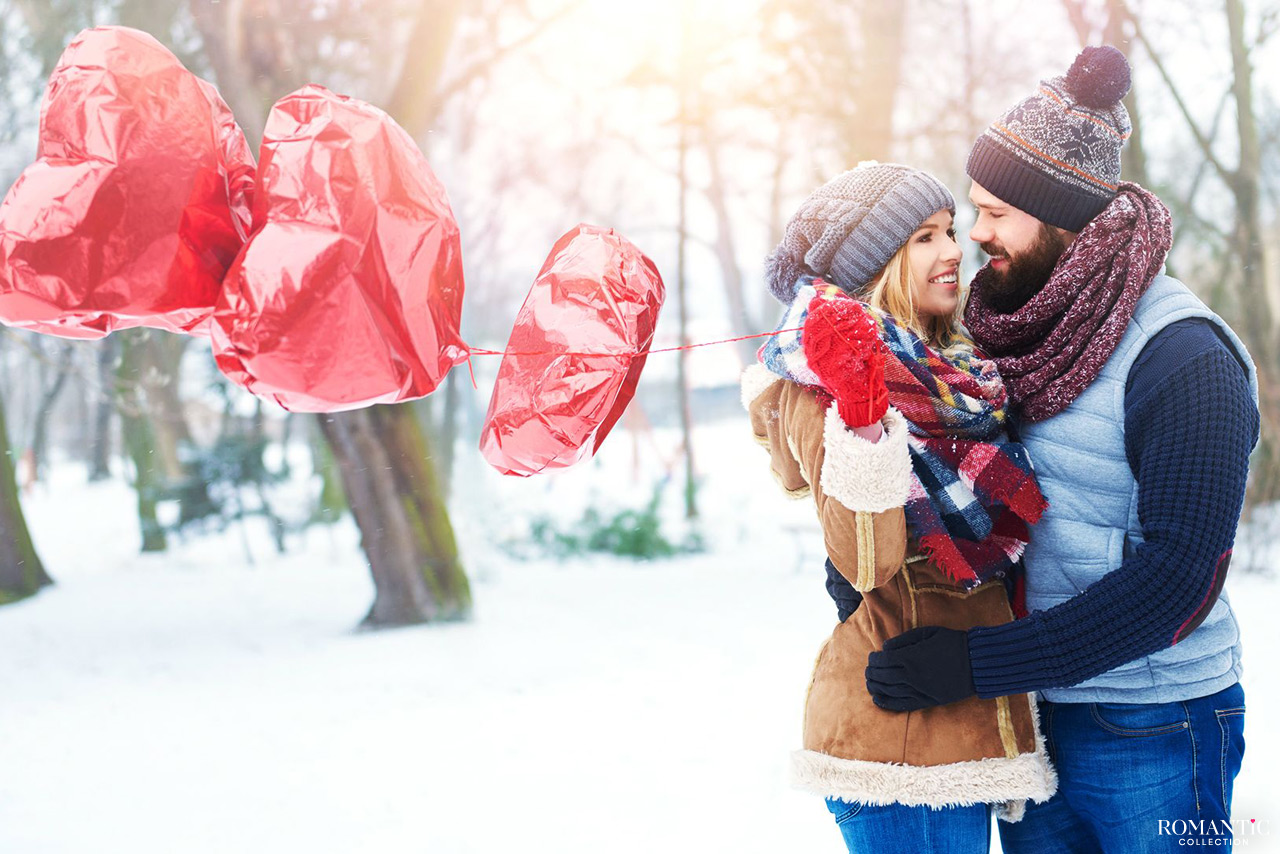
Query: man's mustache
[{"left": 980, "top": 242, "right": 1008, "bottom": 260}]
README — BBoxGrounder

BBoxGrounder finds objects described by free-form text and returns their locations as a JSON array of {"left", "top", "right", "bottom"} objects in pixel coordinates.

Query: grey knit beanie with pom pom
[
  {"left": 765, "top": 162, "right": 955, "bottom": 304},
  {"left": 967, "top": 45, "right": 1132, "bottom": 232}
]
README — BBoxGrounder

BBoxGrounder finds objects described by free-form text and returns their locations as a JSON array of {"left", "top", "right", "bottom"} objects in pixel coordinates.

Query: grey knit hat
[
  {"left": 967, "top": 46, "right": 1132, "bottom": 232},
  {"left": 765, "top": 162, "right": 956, "bottom": 304}
]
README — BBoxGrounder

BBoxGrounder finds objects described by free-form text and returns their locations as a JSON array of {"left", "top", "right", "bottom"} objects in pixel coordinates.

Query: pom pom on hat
[
  {"left": 1065, "top": 45, "right": 1131, "bottom": 110},
  {"left": 764, "top": 246, "right": 806, "bottom": 303}
]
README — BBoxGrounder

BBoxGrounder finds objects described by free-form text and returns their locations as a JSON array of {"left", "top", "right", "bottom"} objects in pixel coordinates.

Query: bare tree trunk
[
  {"left": 138, "top": 332, "right": 218, "bottom": 525},
  {"left": 1060, "top": 0, "right": 1097, "bottom": 45},
  {"left": 676, "top": 13, "right": 698, "bottom": 520},
  {"left": 1104, "top": 1, "right": 1151, "bottom": 187},
  {"left": 1226, "top": 0, "right": 1274, "bottom": 358},
  {"left": 29, "top": 342, "right": 73, "bottom": 481},
  {"left": 436, "top": 370, "right": 460, "bottom": 501},
  {"left": 385, "top": 0, "right": 467, "bottom": 137},
  {"left": 846, "top": 0, "right": 905, "bottom": 162},
  {"left": 187, "top": 0, "right": 285, "bottom": 148},
  {"left": 89, "top": 337, "right": 117, "bottom": 481},
  {"left": 247, "top": 400, "right": 286, "bottom": 554},
  {"left": 0, "top": 395, "right": 52, "bottom": 603},
  {"left": 317, "top": 408, "right": 469, "bottom": 626},
  {"left": 309, "top": 419, "right": 346, "bottom": 524},
  {"left": 1224, "top": 0, "right": 1280, "bottom": 506},
  {"left": 703, "top": 129, "right": 756, "bottom": 367},
  {"left": 961, "top": 0, "right": 981, "bottom": 146},
  {"left": 116, "top": 331, "right": 167, "bottom": 553},
  {"left": 135, "top": 332, "right": 194, "bottom": 481},
  {"left": 767, "top": 123, "right": 789, "bottom": 251}
]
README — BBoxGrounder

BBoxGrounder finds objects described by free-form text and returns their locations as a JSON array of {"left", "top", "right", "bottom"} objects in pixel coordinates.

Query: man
[{"left": 847, "top": 46, "right": 1260, "bottom": 851}]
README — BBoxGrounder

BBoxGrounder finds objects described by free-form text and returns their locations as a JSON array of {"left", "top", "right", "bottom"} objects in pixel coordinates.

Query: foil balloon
[
  {"left": 480, "top": 224, "right": 665, "bottom": 477},
  {"left": 0, "top": 26, "right": 255, "bottom": 339},
  {"left": 210, "top": 84, "right": 467, "bottom": 412}
]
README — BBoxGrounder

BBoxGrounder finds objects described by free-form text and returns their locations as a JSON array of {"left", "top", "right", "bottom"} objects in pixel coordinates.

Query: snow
[{"left": 1, "top": 418, "right": 1277, "bottom": 853}]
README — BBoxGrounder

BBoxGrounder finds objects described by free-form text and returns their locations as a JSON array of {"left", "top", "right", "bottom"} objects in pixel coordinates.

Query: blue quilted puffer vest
[{"left": 1019, "top": 275, "right": 1258, "bottom": 703}]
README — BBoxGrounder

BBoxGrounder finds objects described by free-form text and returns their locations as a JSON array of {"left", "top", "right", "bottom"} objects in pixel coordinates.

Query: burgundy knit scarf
[{"left": 963, "top": 183, "right": 1172, "bottom": 422}]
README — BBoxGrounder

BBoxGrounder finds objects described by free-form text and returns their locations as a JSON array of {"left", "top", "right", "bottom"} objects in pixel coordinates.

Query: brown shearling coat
[{"left": 743, "top": 364, "right": 1056, "bottom": 818}]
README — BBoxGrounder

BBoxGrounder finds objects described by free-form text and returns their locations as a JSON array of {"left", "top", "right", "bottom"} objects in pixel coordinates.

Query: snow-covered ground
[{"left": 1, "top": 417, "right": 1277, "bottom": 853}]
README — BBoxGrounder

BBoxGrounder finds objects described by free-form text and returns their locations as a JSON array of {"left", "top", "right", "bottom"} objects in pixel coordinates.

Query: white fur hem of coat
[
  {"left": 740, "top": 364, "right": 781, "bottom": 410},
  {"left": 790, "top": 740, "right": 1056, "bottom": 823},
  {"left": 819, "top": 404, "right": 912, "bottom": 513}
]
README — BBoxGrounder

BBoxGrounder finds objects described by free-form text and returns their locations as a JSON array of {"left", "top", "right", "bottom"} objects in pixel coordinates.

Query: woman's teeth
[{"left": 930, "top": 273, "right": 957, "bottom": 284}]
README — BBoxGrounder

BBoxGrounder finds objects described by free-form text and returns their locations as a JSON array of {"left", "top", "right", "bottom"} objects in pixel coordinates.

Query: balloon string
[
  {"left": 463, "top": 328, "right": 800, "bottom": 361},
  {"left": 650, "top": 328, "right": 803, "bottom": 354},
  {"left": 458, "top": 327, "right": 800, "bottom": 391}
]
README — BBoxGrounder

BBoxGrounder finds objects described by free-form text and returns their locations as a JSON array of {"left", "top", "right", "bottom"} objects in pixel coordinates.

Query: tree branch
[
  {"left": 390, "top": 0, "right": 583, "bottom": 138},
  {"left": 433, "top": 2, "right": 583, "bottom": 109},
  {"left": 1059, "top": 0, "right": 1096, "bottom": 46},
  {"left": 1255, "top": 6, "right": 1279, "bottom": 48},
  {"left": 1127, "top": 8, "right": 1236, "bottom": 187},
  {"left": 1170, "top": 86, "right": 1234, "bottom": 248},
  {"left": 384, "top": 0, "right": 466, "bottom": 138},
  {"left": 0, "top": 329, "right": 132, "bottom": 407}
]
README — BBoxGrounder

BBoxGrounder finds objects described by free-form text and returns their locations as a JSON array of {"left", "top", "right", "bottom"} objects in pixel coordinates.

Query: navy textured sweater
[{"left": 826, "top": 319, "right": 1260, "bottom": 697}]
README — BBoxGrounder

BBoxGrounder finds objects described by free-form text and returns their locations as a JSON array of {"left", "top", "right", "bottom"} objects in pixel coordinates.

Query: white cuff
[
  {"left": 819, "top": 404, "right": 913, "bottom": 512},
  {"left": 740, "top": 363, "right": 782, "bottom": 410}
]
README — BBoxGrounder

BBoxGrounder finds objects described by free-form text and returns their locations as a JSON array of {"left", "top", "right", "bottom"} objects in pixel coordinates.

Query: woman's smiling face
[{"left": 907, "top": 209, "right": 964, "bottom": 318}]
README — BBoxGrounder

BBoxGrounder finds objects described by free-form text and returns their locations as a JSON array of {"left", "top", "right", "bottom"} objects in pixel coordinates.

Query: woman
[{"left": 741, "top": 163, "right": 1056, "bottom": 852}]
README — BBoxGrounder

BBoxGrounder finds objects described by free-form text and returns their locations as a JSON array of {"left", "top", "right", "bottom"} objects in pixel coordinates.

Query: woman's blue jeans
[
  {"left": 1000, "top": 682, "right": 1246, "bottom": 853},
  {"left": 824, "top": 798, "right": 991, "bottom": 853}
]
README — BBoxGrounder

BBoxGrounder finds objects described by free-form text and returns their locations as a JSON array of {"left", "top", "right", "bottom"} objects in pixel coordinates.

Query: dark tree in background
[
  {"left": 88, "top": 337, "right": 117, "bottom": 482},
  {"left": 115, "top": 330, "right": 168, "bottom": 553},
  {"left": 0, "top": 395, "right": 52, "bottom": 602}
]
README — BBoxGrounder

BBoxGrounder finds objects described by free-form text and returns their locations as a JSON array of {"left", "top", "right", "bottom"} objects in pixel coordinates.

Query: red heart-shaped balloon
[
  {"left": 0, "top": 26, "right": 254, "bottom": 339},
  {"left": 209, "top": 85, "right": 467, "bottom": 412},
  {"left": 480, "top": 224, "right": 665, "bottom": 476}
]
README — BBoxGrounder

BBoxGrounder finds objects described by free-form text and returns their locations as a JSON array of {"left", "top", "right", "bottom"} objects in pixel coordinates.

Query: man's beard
[{"left": 979, "top": 225, "right": 1071, "bottom": 314}]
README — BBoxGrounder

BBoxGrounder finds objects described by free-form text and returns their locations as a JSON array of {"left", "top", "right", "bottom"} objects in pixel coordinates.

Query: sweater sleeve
[
  {"left": 826, "top": 557, "right": 863, "bottom": 621},
  {"left": 965, "top": 339, "right": 1258, "bottom": 698}
]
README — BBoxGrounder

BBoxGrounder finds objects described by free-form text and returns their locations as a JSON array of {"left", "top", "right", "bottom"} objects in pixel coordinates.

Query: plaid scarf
[{"left": 761, "top": 280, "right": 1047, "bottom": 591}]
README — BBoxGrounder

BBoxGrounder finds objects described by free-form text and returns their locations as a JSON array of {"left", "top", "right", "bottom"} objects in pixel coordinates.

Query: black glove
[
  {"left": 825, "top": 557, "right": 862, "bottom": 621},
  {"left": 865, "top": 626, "right": 976, "bottom": 711}
]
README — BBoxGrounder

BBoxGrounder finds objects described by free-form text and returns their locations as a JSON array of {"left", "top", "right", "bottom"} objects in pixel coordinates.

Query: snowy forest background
[{"left": 1, "top": 0, "right": 1278, "bottom": 852}]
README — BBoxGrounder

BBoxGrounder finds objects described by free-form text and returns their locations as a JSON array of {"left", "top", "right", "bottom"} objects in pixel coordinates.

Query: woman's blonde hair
[{"left": 859, "top": 243, "right": 961, "bottom": 349}]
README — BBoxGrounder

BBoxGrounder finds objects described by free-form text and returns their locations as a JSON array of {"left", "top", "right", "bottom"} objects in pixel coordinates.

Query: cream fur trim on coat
[
  {"left": 790, "top": 736, "right": 1057, "bottom": 822},
  {"left": 993, "top": 694, "right": 1057, "bottom": 823},
  {"left": 819, "top": 404, "right": 912, "bottom": 513},
  {"left": 740, "top": 364, "right": 781, "bottom": 410}
]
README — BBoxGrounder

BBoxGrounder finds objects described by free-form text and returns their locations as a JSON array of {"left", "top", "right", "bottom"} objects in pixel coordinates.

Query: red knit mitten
[{"left": 802, "top": 295, "right": 889, "bottom": 429}]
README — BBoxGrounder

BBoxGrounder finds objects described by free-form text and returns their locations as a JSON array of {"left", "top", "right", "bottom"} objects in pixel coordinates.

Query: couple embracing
[{"left": 743, "top": 46, "right": 1259, "bottom": 852}]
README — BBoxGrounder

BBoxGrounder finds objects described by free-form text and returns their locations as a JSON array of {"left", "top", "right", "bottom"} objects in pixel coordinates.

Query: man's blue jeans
[
  {"left": 1000, "top": 682, "right": 1246, "bottom": 853},
  {"left": 824, "top": 799, "right": 990, "bottom": 853}
]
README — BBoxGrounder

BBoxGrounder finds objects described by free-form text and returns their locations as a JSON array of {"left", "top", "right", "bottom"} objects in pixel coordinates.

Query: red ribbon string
[
  {"left": 464, "top": 327, "right": 800, "bottom": 361},
  {"left": 459, "top": 327, "right": 801, "bottom": 391}
]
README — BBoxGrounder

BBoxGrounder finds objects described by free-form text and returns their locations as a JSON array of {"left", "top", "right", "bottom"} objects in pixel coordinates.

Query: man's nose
[{"left": 969, "top": 220, "right": 991, "bottom": 244}]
